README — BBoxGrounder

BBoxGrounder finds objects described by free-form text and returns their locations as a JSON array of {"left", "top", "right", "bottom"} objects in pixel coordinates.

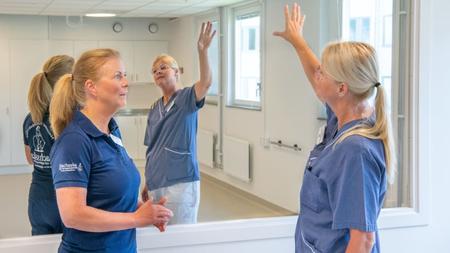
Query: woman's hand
[
  {"left": 133, "top": 199, "right": 173, "bottom": 228},
  {"left": 273, "top": 3, "right": 306, "bottom": 45},
  {"left": 197, "top": 21, "right": 216, "bottom": 53}
]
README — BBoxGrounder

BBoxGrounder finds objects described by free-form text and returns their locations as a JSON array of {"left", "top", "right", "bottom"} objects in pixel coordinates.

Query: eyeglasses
[{"left": 152, "top": 64, "right": 173, "bottom": 75}]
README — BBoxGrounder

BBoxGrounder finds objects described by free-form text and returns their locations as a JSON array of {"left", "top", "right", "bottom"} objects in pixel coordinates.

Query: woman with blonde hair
[
  {"left": 141, "top": 22, "right": 216, "bottom": 224},
  {"left": 274, "top": 4, "right": 396, "bottom": 253},
  {"left": 50, "top": 48, "right": 172, "bottom": 252},
  {"left": 23, "top": 54, "right": 74, "bottom": 235}
]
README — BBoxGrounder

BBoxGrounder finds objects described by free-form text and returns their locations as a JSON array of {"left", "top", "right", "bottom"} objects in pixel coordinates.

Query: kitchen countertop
[{"left": 114, "top": 108, "right": 150, "bottom": 116}]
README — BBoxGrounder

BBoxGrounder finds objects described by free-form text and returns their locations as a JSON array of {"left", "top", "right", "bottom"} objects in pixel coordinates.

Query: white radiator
[
  {"left": 223, "top": 135, "right": 250, "bottom": 182},
  {"left": 197, "top": 129, "right": 215, "bottom": 167}
]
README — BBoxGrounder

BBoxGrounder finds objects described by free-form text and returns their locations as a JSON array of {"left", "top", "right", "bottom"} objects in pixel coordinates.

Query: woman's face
[
  {"left": 314, "top": 65, "right": 341, "bottom": 105},
  {"left": 152, "top": 59, "right": 178, "bottom": 93},
  {"left": 93, "top": 57, "right": 129, "bottom": 111}
]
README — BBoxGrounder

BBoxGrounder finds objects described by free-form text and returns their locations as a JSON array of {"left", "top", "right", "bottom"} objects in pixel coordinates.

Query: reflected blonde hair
[
  {"left": 50, "top": 48, "right": 120, "bottom": 138},
  {"left": 322, "top": 41, "right": 396, "bottom": 184},
  {"left": 28, "top": 55, "right": 74, "bottom": 123}
]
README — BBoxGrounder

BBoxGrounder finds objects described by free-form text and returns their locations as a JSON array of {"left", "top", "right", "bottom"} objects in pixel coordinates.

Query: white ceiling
[{"left": 0, "top": 0, "right": 246, "bottom": 18}]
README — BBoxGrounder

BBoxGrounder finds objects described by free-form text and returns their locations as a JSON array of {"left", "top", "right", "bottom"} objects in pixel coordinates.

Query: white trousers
[{"left": 149, "top": 181, "right": 200, "bottom": 225}]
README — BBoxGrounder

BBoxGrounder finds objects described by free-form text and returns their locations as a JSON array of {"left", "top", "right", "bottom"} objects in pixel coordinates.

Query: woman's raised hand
[
  {"left": 273, "top": 3, "right": 306, "bottom": 45},
  {"left": 197, "top": 21, "right": 216, "bottom": 53}
]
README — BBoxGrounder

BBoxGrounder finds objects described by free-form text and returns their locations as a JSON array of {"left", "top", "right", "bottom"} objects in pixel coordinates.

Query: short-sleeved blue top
[
  {"left": 144, "top": 86, "right": 205, "bottom": 190},
  {"left": 51, "top": 110, "right": 140, "bottom": 253},
  {"left": 23, "top": 113, "right": 55, "bottom": 187},
  {"left": 295, "top": 105, "right": 387, "bottom": 253}
]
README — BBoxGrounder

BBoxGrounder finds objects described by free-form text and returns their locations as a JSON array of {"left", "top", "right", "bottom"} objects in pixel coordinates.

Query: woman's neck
[
  {"left": 80, "top": 104, "right": 112, "bottom": 135},
  {"left": 334, "top": 100, "right": 373, "bottom": 129},
  {"left": 162, "top": 89, "right": 177, "bottom": 105}
]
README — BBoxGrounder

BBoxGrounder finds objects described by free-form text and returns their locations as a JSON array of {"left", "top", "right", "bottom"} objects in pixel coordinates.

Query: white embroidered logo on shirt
[{"left": 59, "top": 163, "right": 83, "bottom": 172}]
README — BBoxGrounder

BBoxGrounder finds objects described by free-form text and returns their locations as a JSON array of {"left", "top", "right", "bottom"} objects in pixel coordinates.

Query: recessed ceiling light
[{"left": 85, "top": 13, "right": 116, "bottom": 17}]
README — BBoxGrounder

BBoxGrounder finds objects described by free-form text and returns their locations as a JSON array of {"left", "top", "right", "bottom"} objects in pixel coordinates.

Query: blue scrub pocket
[
  {"left": 164, "top": 147, "right": 194, "bottom": 181},
  {"left": 300, "top": 169, "right": 327, "bottom": 213}
]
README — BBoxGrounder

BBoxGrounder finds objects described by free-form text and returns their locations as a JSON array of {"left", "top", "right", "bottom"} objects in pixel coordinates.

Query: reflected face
[
  {"left": 152, "top": 60, "right": 178, "bottom": 93},
  {"left": 94, "top": 58, "right": 129, "bottom": 110}
]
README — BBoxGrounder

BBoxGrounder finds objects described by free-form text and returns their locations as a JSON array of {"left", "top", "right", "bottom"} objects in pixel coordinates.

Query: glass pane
[
  {"left": 234, "top": 13, "right": 260, "bottom": 103},
  {"left": 207, "top": 20, "right": 220, "bottom": 96},
  {"left": 343, "top": 0, "right": 410, "bottom": 208}
]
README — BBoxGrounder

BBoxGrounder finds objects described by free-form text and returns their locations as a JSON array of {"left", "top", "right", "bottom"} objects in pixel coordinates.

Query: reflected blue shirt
[
  {"left": 295, "top": 105, "right": 387, "bottom": 253},
  {"left": 144, "top": 86, "right": 205, "bottom": 190},
  {"left": 51, "top": 110, "right": 140, "bottom": 253}
]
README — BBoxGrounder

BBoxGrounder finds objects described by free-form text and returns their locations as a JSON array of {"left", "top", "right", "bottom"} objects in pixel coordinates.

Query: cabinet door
[
  {"left": 133, "top": 41, "right": 168, "bottom": 83},
  {"left": 115, "top": 116, "right": 139, "bottom": 159},
  {"left": 10, "top": 40, "right": 49, "bottom": 165},
  {"left": 98, "top": 41, "right": 134, "bottom": 81},
  {"left": 137, "top": 116, "right": 148, "bottom": 160},
  {"left": 0, "top": 40, "right": 11, "bottom": 166},
  {"left": 74, "top": 41, "right": 98, "bottom": 59},
  {"left": 49, "top": 40, "right": 74, "bottom": 57}
]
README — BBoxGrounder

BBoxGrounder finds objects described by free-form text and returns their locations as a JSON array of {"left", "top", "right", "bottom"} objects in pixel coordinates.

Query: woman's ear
[
  {"left": 175, "top": 69, "right": 180, "bottom": 81},
  {"left": 85, "top": 79, "right": 97, "bottom": 97},
  {"left": 338, "top": 82, "right": 348, "bottom": 97}
]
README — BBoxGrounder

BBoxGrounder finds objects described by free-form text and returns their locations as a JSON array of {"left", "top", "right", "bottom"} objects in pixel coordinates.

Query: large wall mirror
[{"left": 0, "top": 0, "right": 411, "bottom": 241}]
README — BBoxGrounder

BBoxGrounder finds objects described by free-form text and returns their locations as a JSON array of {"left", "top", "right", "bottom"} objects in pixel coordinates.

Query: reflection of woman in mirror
[
  {"left": 141, "top": 22, "right": 216, "bottom": 225},
  {"left": 49, "top": 49, "right": 173, "bottom": 252},
  {"left": 23, "top": 55, "right": 74, "bottom": 235},
  {"left": 274, "top": 4, "right": 396, "bottom": 253}
]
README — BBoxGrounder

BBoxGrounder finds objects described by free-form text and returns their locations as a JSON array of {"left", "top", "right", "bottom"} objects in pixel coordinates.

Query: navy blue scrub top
[
  {"left": 295, "top": 105, "right": 387, "bottom": 253},
  {"left": 23, "top": 113, "right": 54, "bottom": 186},
  {"left": 144, "top": 86, "right": 205, "bottom": 190},
  {"left": 51, "top": 110, "right": 140, "bottom": 253}
]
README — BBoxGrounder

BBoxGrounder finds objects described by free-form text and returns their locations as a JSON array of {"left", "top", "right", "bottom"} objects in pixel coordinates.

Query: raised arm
[
  {"left": 56, "top": 187, "right": 173, "bottom": 232},
  {"left": 273, "top": 3, "right": 323, "bottom": 101},
  {"left": 194, "top": 21, "right": 216, "bottom": 101}
]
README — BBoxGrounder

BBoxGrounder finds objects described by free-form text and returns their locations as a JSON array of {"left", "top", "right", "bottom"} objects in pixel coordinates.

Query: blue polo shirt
[
  {"left": 295, "top": 105, "right": 387, "bottom": 253},
  {"left": 144, "top": 86, "right": 205, "bottom": 190},
  {"left": 23, "top": 112, "right": 55, "bottom": 193},
  {"left": 51, "top": 110, "right": 140, "bottom": 253}
]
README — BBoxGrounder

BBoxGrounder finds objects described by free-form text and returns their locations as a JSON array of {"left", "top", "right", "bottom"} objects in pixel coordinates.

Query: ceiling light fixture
[{"left": 85, "top": 13, "right": 116, "bottom": 17}]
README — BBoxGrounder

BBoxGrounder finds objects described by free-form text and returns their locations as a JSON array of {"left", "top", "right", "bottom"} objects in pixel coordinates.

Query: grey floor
[{"left": 0, "top": 170, "right": 293, "bottom": 239}]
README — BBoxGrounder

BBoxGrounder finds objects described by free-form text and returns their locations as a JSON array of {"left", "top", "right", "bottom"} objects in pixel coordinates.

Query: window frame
[
  {"left": 340, "top": 0, "right": 429, "bottom": 229},
  {"left": 226, "top": 2, "right": 263, "bottom": 110}
]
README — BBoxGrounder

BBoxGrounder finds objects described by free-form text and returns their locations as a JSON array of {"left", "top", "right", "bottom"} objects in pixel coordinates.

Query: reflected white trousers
[{"left": 149, "top": 181, "right": 200, "bottom": 225}]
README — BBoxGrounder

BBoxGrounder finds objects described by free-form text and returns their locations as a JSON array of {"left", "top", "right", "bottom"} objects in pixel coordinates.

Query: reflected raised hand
[
  {"left": 197, "top": 21, "right": 216, "bottom": 53},
  {"left": 273, "top": 3, "right": 306, "bottom": 44}
]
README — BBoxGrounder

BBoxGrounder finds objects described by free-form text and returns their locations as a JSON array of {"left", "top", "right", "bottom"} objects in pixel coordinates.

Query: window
[
  {"left": 228, "top": 4, "right": 261, "bottom": 109},
  {"left": 343, "top": 0, "right": 410, "bottom": 209},
  {"left": 196, "top": 14, "right": 220, "bottom": 102}
]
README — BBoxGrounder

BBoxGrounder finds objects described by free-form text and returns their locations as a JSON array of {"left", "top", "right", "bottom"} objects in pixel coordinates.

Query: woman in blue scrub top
[
  {"left": 49, "top": 49, "right": 173, "bottom": 253},
  {"left": 23, "top": 55, "right": 74, "bottom": 235},
  {"left": 141, "top": 22, "right": 216, "bottom": 225},
  {"left": 274, "top": 4, "right": 396, "bottom": 253}
]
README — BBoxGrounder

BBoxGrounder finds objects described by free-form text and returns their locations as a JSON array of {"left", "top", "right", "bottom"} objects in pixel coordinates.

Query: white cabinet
[
  {"left": 115, "top": 115, "right": 148, "bottom": 160},
  {"left": 10, "top": 40, "right": 49, "bottom": 165},
  {"left": 98, "top": 41, "right": 135, "bottom": 80},
  {"left": 99, "top": 41, "right": 168, "bottom": 84},
  {"left": 0, "top": 40, "right": 11, "bottom": 166},
  {"left": 73, "top": 41, "right": 98, "bottom": 59},
  {"left": 134, "top": 41, "right": 169, "bottom": 83}
]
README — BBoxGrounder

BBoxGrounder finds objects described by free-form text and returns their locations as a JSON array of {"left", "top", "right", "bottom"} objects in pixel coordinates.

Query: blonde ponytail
[
  {"left": 323, "top": 42, "right": 397, "bottom": 184},
  {"left": 28, "top": 73, "right": 52, "bottom": 123},
  {"left": 50, "top": 74, "right": 81, "bottom": 138},
  {"left": 27, "top": 55, "right": 74, "bottom": 123}
]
